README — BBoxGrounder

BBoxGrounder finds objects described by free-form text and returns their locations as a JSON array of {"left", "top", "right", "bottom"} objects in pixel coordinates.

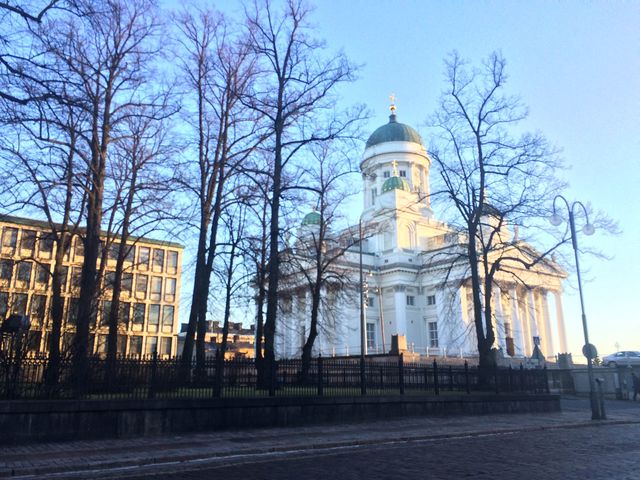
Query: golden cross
[
  {"left": 391, "top": 159, "right": 399, "bottom": 176},
  {"left": 389, "top": 93, "right": 396, "bottom": 114}
]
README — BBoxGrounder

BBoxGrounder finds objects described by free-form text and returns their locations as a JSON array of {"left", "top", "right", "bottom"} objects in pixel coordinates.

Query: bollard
[{"left": 595, "top": 377, "right": 607, "bottom": 420}]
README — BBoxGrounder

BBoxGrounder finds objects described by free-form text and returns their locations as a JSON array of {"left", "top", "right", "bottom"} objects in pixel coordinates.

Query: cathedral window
[
  {"left": 427, "top": 295, "right": 436, "bottom": 306},
  {"left": 406, "top": 295, "right": 415, "bottom": 306},
  {"left": 371, "top": 187, "right": 377, "bottom": 203},
  {"left": 366, "top": 323, "right": 376, "bottom": 350},
  {"left": 383, "top": 171, "right": 390, "bottom": 178},
  {"left": 399, "top": 170, "right": 407, "bottom": 177},
  {"left": 428, "top": 321, "right": 439, "bottom": 348}
]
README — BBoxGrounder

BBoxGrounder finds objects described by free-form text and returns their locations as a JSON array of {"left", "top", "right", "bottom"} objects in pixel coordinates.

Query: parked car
[{"left": 602, "top": 351, "right": 640, "bottom": 367}]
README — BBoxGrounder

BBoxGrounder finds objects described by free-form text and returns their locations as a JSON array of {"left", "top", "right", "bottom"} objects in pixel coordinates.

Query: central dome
[{"left": 365, "top": 114, "right": 423, "bottom": 148}]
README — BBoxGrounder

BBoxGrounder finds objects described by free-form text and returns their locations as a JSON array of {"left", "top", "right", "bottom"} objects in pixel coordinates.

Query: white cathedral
[{"left": 274, "top": 106, "right": 569, "bottom": 361}]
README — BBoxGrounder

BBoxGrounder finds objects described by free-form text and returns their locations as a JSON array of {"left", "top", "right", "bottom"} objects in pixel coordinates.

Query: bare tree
[
  {"left": 100, "top": 106, "right": 177, "bottom": 372},
  {"left": 31, "top": 0, "right": 167, "bottom": 384},
  {"left": 174, "top": 8, "right": 258, "bottom": 372},
  {"left": 428, "top": 51, "right": 565, "bottom": 369},
  {"left": 284, "top": 142, "right": 359, "bottom": 377},
  {"left": 243, "top": 0, "right": 364, "bottom": 377}
]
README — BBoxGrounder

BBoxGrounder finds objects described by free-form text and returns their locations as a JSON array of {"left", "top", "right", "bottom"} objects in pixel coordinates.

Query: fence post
[
  {"left": 147, "top": 352, "right": 158, "bottom": 400},
  {"left": 317, "top": 355, "right": 324, "bottom": 397},
  {"left": 519, "top": 364, "right": 525, "bottom": 392},
  {"left": 398, "top": 353, "right": 404, "bottom": 395},
  {"left": 508, "top": 366, "right": 513, "bottom": 393},
  {"left": 433, "top": 359, "right": 439, "bottom": 396},
  {"left": 424, "top": 367, "right": 428, "bottom": 392},
  {"left": 269, "top": 357, "right": 276, "bottom": 397},
  {"left": 494, "top": 363, "right": 499, "bottom": 394},
  {"left": 360, "top": 355, "right": 367, "bottom": 396},
  {"left": 448, "top": 365, "right": 454, "bottom": 391},
  {"left": 213, "top": 350, "right": 222, "bottom": 398},
  {"left": 464, "top": 361, "right": 470, "bottom": 394}
]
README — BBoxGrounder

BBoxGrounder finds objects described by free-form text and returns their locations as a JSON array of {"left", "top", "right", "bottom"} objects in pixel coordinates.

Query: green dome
[
  {"left": 365, "top": 114, "right": 423, "bottom": 148},
  {"left": 381, "top": 176, "right": 411, "bottom": 193},
  {"left": 301, "top": 211, "right": 322, "bottom": 226}
]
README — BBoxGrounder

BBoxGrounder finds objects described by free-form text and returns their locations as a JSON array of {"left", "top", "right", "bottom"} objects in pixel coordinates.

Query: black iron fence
[{"left": 0, "top": 353, "right": 549, "bottom": 401}]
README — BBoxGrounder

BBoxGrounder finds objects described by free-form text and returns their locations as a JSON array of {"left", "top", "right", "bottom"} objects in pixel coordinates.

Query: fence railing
[{"left": 0, "top": 353, "right": 550, "bottom": 401}]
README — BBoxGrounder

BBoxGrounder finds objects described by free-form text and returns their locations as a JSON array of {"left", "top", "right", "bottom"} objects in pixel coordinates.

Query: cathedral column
[
  {"left": 541, "top": 290, "right": 555, "bottom": 357},
  {"left": 527, "top": 289, "right": 540, "bottom": 352},
  {"left": 520, "top": 288, "right": 532, "bottom": 356},
  {"left": 510, "top": 286, "right": 525, "bottom": 356},
  {"left": 494, "top": 288, "right": 505, "bottom": 350},
  {"left": 554, "top": 291, "right": 568, "bottom": 353},
  {"left": 394, "top": 286, "right": 407, "bottom": 337}
]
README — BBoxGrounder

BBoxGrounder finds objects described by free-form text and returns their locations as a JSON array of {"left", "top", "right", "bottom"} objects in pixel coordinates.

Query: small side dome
[
  {"left": 382, "top": 176, "right": 411, "bottom": 193},
  {"left": 301, "top": 211, "right": 322, "bottom": 226},
  {"left": 365, "top": 113, "right": 423, "bottom": 148}
]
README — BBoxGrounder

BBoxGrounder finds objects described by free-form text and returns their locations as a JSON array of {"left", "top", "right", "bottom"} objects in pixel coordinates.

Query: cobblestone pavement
[
  {"left": 1, "top": 396, "right": 639, "bottom": 480},
  {"left": 124, "top": 423, "right": 640, "bottom": 480}
]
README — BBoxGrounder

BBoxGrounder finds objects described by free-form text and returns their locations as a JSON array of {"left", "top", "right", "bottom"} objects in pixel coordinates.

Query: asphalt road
[{"left": 118, "top": 421, "right": 640, "bottom": 480}]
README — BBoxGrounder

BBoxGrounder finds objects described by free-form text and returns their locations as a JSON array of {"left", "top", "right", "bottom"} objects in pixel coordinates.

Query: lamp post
[
  {"left": 550, "top": 195, "right": 602, "bottom": 420},
  {"left": 358, "top": 219, "right": 367, "bottom": 395}
]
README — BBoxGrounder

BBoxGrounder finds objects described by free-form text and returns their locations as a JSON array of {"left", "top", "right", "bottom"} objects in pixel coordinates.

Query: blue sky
[{"left": 206, "top": 0, "right": 640, "bottom": 359}]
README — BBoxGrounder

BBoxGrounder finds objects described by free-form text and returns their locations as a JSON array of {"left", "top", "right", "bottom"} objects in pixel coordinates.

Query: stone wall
[{"left": 0, "top": 394, "right": 560, "bottom": 444}]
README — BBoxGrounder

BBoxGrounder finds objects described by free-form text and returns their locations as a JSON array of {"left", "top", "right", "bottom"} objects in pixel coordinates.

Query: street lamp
[{"left": 550, "top": 195, "right": 602, "bottom": 420}]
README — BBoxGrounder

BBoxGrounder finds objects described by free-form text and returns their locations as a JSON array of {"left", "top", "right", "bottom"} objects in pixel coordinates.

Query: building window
[
  {"left": 167, "top": 251, "right": 178, "bottom": 275},
  {"left": 67, "top": 298, "right": 79, "bottom": 326},
  {"left": 130, "top": 336, "right": 143, "bottom": 355},
  {"left": 117, "top": 335, "right": 127, "bottom": 354},
  {"left": 406, "top": 295, "right": 415, "bottom": 306},
  {"left": 138, "top": 247, "right": 150, "bottom": 270},
  {"left": 119, "top": 302, "right": 131, "bottom": 329},
  {"left": 152, "top": 249, "right": 165, "bottom": 273},
  {"left": 16, "top": 261, "right": 32, "bottom": 288},
  {"left": 164, "top": 277, "right": 176, "bottom": 303},
  {"left": 162, "top": 305, "right": 174, "bottom": 331},
  {"left": 427, "top": 295, "right": 436, "bottom": 306},
  {"left": 150, "top": 276, "right": 162, "bottom": 301},
  {"left": 371, "top": 187, "right": 377, "bottom": 204},
  {"left": 12, "top": 293, "right": 28, "bottom": 315},
  {"left": 30, "top": 294, "right": 47, "bottom": 326},
  {"left": 125, "top": 245, "right": 135, "bottom": 263},
  {"left": 428, "top": 321, "right": 439, "bottom": 348},
  {"left": 133, "top": 303, "right": 145, "bottom": 329},
  {"left": 122, "top": 272, "right": 133, "bottom": 295},
  {"left": 135, "top": 274, "right": 148, "bottom": 299},
  {"left": 0, "top": 292, "right": 9, "bottom": 319},
  {"left": 367, "top": 296, "right": 375, "bottom": 308},
  {"left": 74, "top": 237, "right": 84, "bottom": 260},
  {"left": 101, "top": 300, "right": 112, "bottom": 327},
  {"left": 70, "top": 267, "right": 81, "bottom": 290},
  {"left": 399, "top": 170, "right": 407, "bottom": 177},
  {"left": 160, "top": 337, "right": 172, "bottom": 356},
  {"left": 504, "top": 322, "right": 512, "bottom": 338},
  {"left": 20, "top": 230, "right": 37, "bottom": 253},
  {"left": 145, "top": 336, "right": 158, "bottom": 355},
  {"left": 108, "top": 243, "right": 120, "bottom": 262},
  {"left": 383, "top": 171, "right": 390, "bottom": 178},
  {"left": 1, "top": 227, "right": 18, "bottom": 250},
  {"left": 39, "top": 233, "right": 54, "bottom": 258},
  {"left": 0, "top": 259, "right": 13, "bottom": 284},
  {"left": 148, "top": 304, "right": 160, "bottom": 332},
  {"left": 366, "top": 323, "right": 376, "bottom": 350},
  {"left": 59, "top": 266, "right": 68, "bottom": 292}
]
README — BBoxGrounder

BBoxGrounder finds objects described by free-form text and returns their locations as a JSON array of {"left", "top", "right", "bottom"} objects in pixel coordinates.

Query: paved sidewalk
[{"left": 1, "top": 396, "right": 638, "bottom": 479}]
